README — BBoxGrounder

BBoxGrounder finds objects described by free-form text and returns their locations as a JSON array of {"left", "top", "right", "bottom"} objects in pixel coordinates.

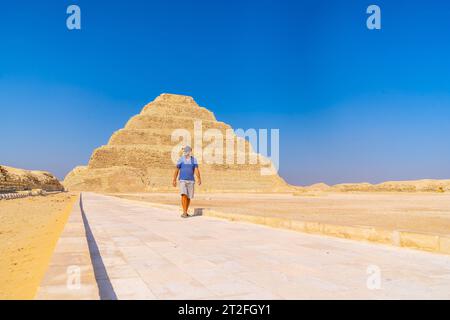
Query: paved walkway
[{"left": 46, "top": 192, "right": 450, "bottom": 299}]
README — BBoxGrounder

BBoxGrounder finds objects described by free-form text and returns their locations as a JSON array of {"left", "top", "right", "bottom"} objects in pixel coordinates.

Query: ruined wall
[{"left": 0, "top": 165, "right": 64, "bottom": 193}]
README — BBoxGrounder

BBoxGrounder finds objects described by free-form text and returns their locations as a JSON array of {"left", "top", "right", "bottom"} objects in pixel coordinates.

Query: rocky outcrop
[
  {"left": 0, "top": 165, "right": 64, "bottom": 193},
  {"left": 64, "top": 93, "right": 291, "bottom": 193}
]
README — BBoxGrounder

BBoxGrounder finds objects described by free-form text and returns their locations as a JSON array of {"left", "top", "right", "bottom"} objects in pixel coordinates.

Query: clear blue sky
[{"left": 1, "top": 0, "right": 450, "bottom": 185}]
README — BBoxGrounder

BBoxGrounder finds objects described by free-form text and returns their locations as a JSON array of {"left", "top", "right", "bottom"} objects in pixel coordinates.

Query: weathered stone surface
[
  {"left": 64, "top": 93, "right": 291, "bottom": 192},
  {"left": 0, "top": 165, "right": 64, "bottom": 193}
]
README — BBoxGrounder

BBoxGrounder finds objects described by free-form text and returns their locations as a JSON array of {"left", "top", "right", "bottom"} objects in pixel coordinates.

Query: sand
[
  {"left": 0, "top": 193, "right": 77, "bottom": 299},
  {"left": 112, "top": 192, "right": 450, "bottom": 236}
]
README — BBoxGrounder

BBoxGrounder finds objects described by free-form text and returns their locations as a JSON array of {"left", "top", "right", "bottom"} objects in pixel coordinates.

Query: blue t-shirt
[{"left": 176, "top": 156, "right": 198, "bottom": 181}]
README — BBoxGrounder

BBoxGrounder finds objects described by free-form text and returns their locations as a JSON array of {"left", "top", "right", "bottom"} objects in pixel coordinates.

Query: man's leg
[
  {"left": 186, "top": 197, "right": 191, "bottom": 213},
  {"left": 186, "top": 182, "right": 194, "bottom": 215},
  {"left": 181, "top": 194, "right": 188, "bottom": 214}
]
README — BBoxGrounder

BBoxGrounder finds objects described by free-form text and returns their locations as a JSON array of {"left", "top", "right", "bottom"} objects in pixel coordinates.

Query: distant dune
[
  {"left": 295, "top": 179, "right": 450, "bottom": 193},
  {"left": 0, "top": 165, "right": 64, "bottom": 193}
]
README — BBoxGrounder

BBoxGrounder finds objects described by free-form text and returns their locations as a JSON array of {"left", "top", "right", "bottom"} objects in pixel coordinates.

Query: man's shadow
[{"left": 190, "top": 208, "right": 204, "bottom": 217}]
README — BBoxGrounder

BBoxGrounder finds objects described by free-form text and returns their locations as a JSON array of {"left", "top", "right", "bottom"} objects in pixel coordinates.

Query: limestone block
[
  {"left": 290, "top": 220, "right": 306, "bottom": 233},
  {"left": 366, "top": 227, "right": 392, "bottom": 243},
  {"left": 303, "top": 222, "right": 323, "bottom": 234},
  {"left": 439, "top": 236, "right": 450, "bottom": 254},
  {"left": 399, "top": 231, "right": 440, "bottom": 252},
  {"left": 264, "top": 217, "right": 291, "bottom": 229},
  {"left": 322, "top": 224, "right": 373, "bottom": 241}
]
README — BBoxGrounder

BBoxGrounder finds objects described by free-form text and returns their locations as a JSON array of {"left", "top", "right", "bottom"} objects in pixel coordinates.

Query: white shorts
[{"left": 179, "top": 180, "right": 195, "bottom": 199}]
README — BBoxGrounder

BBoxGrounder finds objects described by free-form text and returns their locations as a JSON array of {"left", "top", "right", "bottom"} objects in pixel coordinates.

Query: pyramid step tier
[
  {"left": 141, "top": 101, "right": 216, "bottom": 121},
  {"left": 108, "top": 128, "right": 259, "bottom": 152},
  {"left": 125, "top": 114, "right": 229, "bottom": 131},
  {"left": 64, "top": 166, "right": 287, "bottom": 193},
  {"left": 88, "top": 145, "right": 272, "bottom": 171}
]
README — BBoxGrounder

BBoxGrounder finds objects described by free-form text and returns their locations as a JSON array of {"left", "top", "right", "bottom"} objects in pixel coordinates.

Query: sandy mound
[
  {"left": 307, "top": 183, "right": 331, "bottom": 192},
  {"left": 0, "top": 165, "right": 64, "bottom": 193},
  {"left": 64, "top": 93, "right": 291, "bottom": 193},
  {"left": 302, "top": 180, "right": 450, "bottom": 193},
  {"left": 374, "top": 180, "right": 450, "bottom": 192}
]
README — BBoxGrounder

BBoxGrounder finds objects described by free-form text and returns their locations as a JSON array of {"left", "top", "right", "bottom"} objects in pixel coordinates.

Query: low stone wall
[
  {"left": 204, "top": 209, "right": 450, "bottom": 255},
  {"left": 0, "top": 190, "right": 63, "bottom": 201},
  {"left": 0, "top": 192, "right": 31, "bottom": 200}
]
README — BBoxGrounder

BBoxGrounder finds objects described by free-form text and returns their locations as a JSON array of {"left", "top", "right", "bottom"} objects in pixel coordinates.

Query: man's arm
[
  {"left": 195, "top": 167, "right": 201, "bottom": 186},
  {"left": 173, "top": 168, "right": 179, "bottom": 187}
]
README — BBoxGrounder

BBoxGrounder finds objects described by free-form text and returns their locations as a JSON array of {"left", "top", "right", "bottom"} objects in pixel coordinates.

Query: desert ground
[
  {"left": 2, "top": 190, "right": 450, "bottom": 300},
  {"left": 0, "top": 193, "right": 77, "bottom": 299},
  {"left": 111, "top": 192, "right": 450, "bottom": 236}
]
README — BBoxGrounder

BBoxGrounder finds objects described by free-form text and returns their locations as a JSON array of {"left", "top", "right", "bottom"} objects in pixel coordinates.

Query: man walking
[{"left": 173, "top": 146, "right": 201, "bottom": 218}]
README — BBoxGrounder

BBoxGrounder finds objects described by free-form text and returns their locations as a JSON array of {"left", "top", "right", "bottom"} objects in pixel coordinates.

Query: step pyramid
[{"left": 64, "top": 94, "right": 291, "bottom": 193}]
